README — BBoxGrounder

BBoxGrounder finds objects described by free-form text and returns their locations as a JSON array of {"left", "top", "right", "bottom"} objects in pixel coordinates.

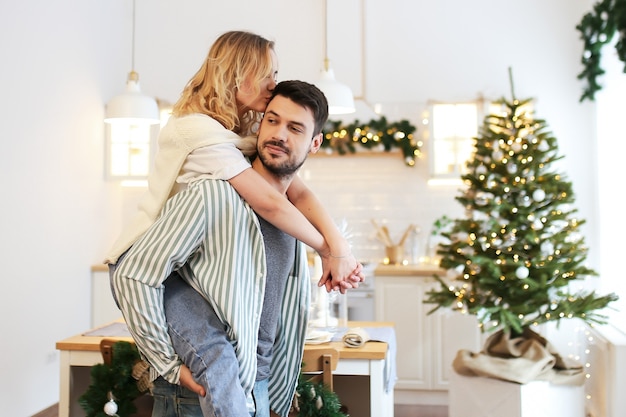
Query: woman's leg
[{"left": 163, "top": 272, "right": 249, "bottom": 417}]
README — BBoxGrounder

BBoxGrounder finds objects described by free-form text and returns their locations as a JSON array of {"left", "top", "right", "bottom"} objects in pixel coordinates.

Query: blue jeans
[
  {"left": 163, "top": 274, "right": 269, "bottom": 417},
  {"left": 151, "top": 377, "right": 203, "bottom": 417},
  {"left": 251, "top": 379, "right": 268, "bottom": 417},
  {"left": 151, "top": 378, "right": 268, "bottom": 417}
]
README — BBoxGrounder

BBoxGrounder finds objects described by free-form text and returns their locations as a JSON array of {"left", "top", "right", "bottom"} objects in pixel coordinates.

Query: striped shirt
[{"left": 113, "top": 178, "right": 310, "bottom": 416}]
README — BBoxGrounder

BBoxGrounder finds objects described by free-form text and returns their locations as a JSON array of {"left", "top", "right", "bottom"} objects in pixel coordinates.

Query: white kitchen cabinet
[
  {"left": 91, "top": 264, "right": 122, "bottom": 328},
  {"left": 374, "top": 264, "right": 483, "bottom": 405}
]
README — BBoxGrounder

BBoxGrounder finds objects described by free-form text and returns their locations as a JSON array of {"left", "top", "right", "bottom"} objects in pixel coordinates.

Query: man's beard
[{"left": 258, "top": 141, "right": 306, "bottom": 179}]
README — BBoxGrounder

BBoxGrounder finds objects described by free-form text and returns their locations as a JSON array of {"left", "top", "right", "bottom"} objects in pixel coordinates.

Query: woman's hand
[{"left": 317, "top": 253, "right": 364, "bottom": 293}]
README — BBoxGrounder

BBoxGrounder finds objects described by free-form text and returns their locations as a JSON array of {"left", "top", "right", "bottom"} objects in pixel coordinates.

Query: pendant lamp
[
  {"left": 104, "top": 70, "right": 159, "bottom": 124},
  {"left": 104, "top": 0, "right": 159, "bottom": 125},
  {"left": 104, "top": 0, "right": 159, "bottom": 181},
  {"left": 316, "top": 0, "right": 355, "bottom": 115}
]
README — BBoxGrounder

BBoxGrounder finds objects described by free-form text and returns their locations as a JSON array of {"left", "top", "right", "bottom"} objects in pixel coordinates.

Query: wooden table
[{"left": 56, "top": 320, "right": 394, "bottom": 417}]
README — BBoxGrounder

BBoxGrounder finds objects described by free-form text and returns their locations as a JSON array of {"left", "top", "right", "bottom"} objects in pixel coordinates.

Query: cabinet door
[
  {"left": 430, "top": 299, "right": 483, "bottom": 389},
  {"left": 375, "top": 275, "right": 431, "bottom": 390},
  {"left": 375, "top": 275, "right": 484, "bottom": 392},
  {"left": 91, "top": 268, "right": 122, "bottom": 327}
]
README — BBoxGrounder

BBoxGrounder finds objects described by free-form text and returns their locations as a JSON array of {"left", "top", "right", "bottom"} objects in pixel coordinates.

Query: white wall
[
  {"left": 0, "top": 0, "right": 601, "bottom": 416},
  {"left": 0, "top": 1, "right": 126, "bottom": 416},
  {"left": 596, "top": 41, "right": 626, "bottom": 327}
]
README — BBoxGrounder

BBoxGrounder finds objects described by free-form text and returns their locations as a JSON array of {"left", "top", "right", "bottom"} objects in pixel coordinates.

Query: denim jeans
[
  {"left": 151, "top": 377, "right": 203, "bottom": 417},
  {"left": 151, "top": 377, "right": 268, "bottom": 417},
  {"left": 164, "top": 273, "right": 266, "bottom": 417},
  {"left": 251, "top": 379, "right": 269, "bottom": 417}
]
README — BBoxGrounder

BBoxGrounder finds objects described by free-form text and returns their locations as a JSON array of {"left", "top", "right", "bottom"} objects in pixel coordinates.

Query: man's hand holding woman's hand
[{"left": 318, "top": 252, "right": 365, "bottom": 293}]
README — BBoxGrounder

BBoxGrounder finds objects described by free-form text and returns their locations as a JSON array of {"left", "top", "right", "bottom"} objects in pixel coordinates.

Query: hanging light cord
[
  {"left": 359, "top": 0, "right": 367, "bottom": 101},
  {"left": 323, "top": 0, "right": 330, "bottom": 71},
  {"left": 132, "top": 0, "right": 135, "bottom": 72},
  {"left": 129, "top": 0, "right": 138, "bottom": 80}
]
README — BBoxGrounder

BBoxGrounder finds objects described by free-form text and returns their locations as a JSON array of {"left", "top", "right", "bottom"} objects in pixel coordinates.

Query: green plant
[{"left": 576, "top": 0, "right": 626, "bottom": 101}]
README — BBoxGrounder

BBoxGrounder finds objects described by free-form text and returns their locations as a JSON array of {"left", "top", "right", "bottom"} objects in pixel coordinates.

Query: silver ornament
[
  {"left": 516, "top": 266, "right": 529, "bottom": 279},
  {"left": 104, "top": 399, "right": 118, "bottom": 416},
  {"left": 533, "top": 189, "right": 546, "bottom": 202},
  {"left": 506, "top": 163, "right": 517, "bottom": 174},
  {"left": 315, "top": 396, "right": 323, "bottom": 409}
]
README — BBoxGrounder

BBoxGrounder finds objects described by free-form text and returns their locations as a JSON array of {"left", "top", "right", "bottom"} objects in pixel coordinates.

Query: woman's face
[{"left": 236, "top": 49, "right": 279, "bottom": 115}]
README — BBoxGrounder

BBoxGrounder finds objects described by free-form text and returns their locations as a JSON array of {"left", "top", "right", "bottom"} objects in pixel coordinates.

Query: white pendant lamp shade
[
  {"left": 317, "top": 63, "right": 356, "bottom": 115},
  {"left": 105, "top": 71, "right": 160, "bottom": 125},
  {"left": 317, "top": 0, "right": 355, "bottom": 115}
]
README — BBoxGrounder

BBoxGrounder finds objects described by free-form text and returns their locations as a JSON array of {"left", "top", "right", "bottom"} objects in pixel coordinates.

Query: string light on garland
[
  {"left": 322, "top": 116, "right": 421, "bottom": 166},
  {"left": 576, "top": 0, "right": 626, "bottom": 101}
]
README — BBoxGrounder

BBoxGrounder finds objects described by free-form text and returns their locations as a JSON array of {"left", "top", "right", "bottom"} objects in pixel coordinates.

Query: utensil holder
[{"left": 385, "top": 245, "right": 405, "bottom": 264}]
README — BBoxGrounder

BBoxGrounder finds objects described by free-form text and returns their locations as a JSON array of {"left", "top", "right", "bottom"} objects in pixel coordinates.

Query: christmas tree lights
[{"left": 424, "top": 96, "right": 618, "bottom": 336}]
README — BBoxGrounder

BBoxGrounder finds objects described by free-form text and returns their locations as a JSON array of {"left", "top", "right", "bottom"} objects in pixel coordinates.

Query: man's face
[{"left": 256, "top": 95, "right": 322, "bottom": 177}]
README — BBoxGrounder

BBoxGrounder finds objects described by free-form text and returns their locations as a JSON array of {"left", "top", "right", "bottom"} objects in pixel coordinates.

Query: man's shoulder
[
  {"left": 186, "top": 177, "right": 230, "bottom": 189},
  {"left": 181, "top": 178, "right": 249, "bottom": 208},
  {"left": 163, "top": 179, "right": 237, "bottom": 210},
  {"left": 186, "top": 178, "right": 237, "bottom": 194}
]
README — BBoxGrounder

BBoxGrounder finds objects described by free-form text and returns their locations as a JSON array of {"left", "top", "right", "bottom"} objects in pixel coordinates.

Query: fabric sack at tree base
[
  {"left": 342, "top": 327, "right": 371, "bottom": 348},
  {"left": 452, "top": 327, "right": 585, "bottom": 386}
]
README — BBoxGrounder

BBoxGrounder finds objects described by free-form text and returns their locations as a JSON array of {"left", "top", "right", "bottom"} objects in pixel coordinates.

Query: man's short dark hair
[{"left": 270, "top": 81, "right": 329, "bottom": 136}]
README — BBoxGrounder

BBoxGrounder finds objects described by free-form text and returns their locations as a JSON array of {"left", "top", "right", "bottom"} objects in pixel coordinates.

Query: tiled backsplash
[{"left": 301, "top": 152, "right": 463, "bottom": 264}]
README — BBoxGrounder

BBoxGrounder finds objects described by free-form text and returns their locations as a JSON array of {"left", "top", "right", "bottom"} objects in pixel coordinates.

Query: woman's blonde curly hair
[{"left": 172, "top": 31, "right": 275, "bottom": 135}]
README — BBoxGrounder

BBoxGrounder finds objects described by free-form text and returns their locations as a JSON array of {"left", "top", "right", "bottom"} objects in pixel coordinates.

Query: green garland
[
  {"left": 576, "top": 0, "right": 626, "bottom": 101},
  {"left": 79, "top": 341, "right": 146, "bottom": 417},
  {"left": 292, "top": 377, "right": 347, "bottom": 417},
  {"left": 79, "top": 341, "right": 348, "bottom": 417},
  {"left": 323, "top": 116, "right": 420, "bottom": 166}
]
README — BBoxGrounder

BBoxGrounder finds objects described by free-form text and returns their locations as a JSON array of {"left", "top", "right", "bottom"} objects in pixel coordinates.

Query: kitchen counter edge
[{"left": 374, "top": 263, "right": 445, "bottom": 277}]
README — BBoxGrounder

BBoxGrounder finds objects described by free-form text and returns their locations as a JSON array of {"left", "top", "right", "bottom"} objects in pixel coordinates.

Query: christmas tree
[{"left": 425, "top": 96, "right": 618, "bottom": 336}]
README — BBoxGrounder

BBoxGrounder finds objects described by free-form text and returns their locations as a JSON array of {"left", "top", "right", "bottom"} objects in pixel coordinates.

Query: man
[{"left": 113, "top": 80, "right": 334, "bottom": 417}]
